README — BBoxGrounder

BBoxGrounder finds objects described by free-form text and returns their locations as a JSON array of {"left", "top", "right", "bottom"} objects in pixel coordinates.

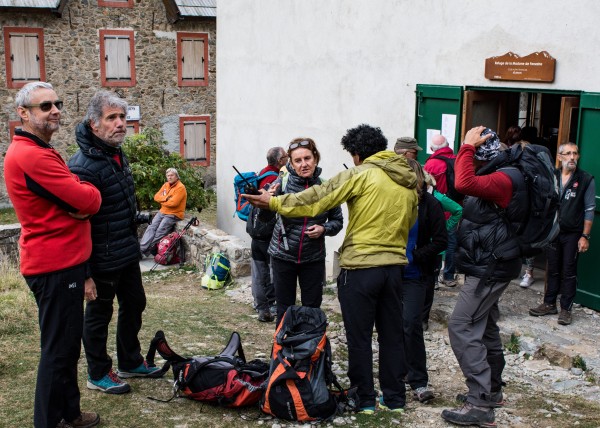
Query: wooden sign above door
[{"left": 485, "top": 51, "right": 556, "bottom": 82}]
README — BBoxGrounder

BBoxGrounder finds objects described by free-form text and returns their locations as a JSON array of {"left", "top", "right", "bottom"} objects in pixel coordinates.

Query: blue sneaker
[
  {"left": 379, "top": 397, "right": 405, "bottom": 413},
  {"left": 358, "top": 406, "right": 376, "bottom": 415},
  {"left": 117, "top": 360, "right": 164, "bottom": 378},
  {"left": 87, "top": 369, "right": 131, "bottom": 394}
]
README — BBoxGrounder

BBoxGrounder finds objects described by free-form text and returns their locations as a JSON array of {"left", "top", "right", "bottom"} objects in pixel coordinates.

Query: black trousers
[
  {"left": 337, "top": 265, "right": 406, "bottom": 409},
  {"left": 545, "top": 231, "right": 580, "bottom": 310},
  {"left": 26, "top": 264, "right": 86, "bottom": 428},
  {"left": 83, "top": 261, "right": 146, "bottom": 380},
  {"left": 271, "top": 257, "right": 325, "bottom": 325},
  {"left": 401, "top": 278, "right": 428, "bottom": 389}
]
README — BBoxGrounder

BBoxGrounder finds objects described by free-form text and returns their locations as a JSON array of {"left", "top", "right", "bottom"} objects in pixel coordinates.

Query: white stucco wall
[{"left": 217, "top": 0, "right": 600, "bottom": 274}]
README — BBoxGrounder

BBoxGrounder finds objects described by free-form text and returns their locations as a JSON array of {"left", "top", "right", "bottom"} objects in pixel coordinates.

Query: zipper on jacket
[{"left": 297, "top": 180, "right": 310, "bottom": 263}]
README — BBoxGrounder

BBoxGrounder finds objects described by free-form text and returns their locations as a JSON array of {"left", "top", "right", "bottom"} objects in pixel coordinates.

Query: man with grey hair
[
  {"left": 529, "top": 142, "right": 595, "bottom": 325},
  {"left": 424, "top": 133, "right": 459, "bottom": 287},
  {"left": 5, "top": 82, "right": 101, "bottom": 427},
  {"left": 140, "top": 167, "right": 187, "bottom": 255},
  {"left": 247, "top": 146, "right": 287, "bottom": 322},
  {"left": 69, "top": 90, "right": 163, "bottom": 396}
]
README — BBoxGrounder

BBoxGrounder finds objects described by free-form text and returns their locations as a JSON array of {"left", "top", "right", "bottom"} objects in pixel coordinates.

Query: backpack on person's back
[
  {"left": 429, "top": 153, "right": 464, "bottom": 204},
  {"left": 479, "top": 142, "right": 560, "bottom": 258},
  {"left": 233, "top": 170, "right": 278, "bottom": 221}
]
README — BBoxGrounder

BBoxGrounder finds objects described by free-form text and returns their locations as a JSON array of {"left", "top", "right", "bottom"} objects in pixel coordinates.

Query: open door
[
  {"left": 556, "top": 96, "right": 580, "bottom": 166},
  {"left": 461, "top": 90, "right": 511, "bottom": 141},
  {"left": 414, "top": 84, "right": 463, "bottom": 161},
  {"left": 574, "top": 92, "right": 600, "bottom": 310}
]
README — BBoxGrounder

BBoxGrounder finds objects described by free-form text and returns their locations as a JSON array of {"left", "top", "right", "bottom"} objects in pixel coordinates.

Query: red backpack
[
  {"left": 146, "top": 331, "right": 269, "bottom": 407},
  {"left": 153, "top": 232, "right": 182, "bottom": 265}
]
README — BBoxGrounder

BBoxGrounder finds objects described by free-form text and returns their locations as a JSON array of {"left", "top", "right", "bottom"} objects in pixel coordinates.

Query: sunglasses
[
  {"left": 289, "top": 140, "right": 311, "bottom": 151},
  {"left": 24, "top": 100, "right": 64, "bottom": 112}
]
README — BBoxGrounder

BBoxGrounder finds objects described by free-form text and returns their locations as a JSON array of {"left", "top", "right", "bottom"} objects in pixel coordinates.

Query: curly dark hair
[{"left": 340, "top": 124, "right": 388, "bottom": 161}]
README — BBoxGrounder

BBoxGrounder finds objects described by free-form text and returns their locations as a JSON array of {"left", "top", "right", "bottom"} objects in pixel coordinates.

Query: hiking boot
[
  {"left": 58, "top": 412, "right": 100, "bottom": 428},
  {"left": 529, "top": 303, "right": 558, "bottom": 317},
  {"left": 117, "top": 360, "right": 164, "bottom": 378},
  {"left": 87, "top": 370, "right": 131, "bottom": 394},
  {"left": 379, "top": 397, "right": 405, "bottom": 413},
  {"left": 441, "top": 402, "right": 495, "bottom": 427},
  {"left": 413, "top": 386, "right": 435, "bottom": 403},
  {"left": 558, "top": 309, "right": 572, "bottom": 325},
  {"left": 519, "top": 272, "right": 534, "bottom": 288},
  {"left": 456, "top": 390, "right": 505, "bottom": 407},
  {"left": 258, "top": 309, "right": 274, "bottom": 322},
  {"left": 442, "top": 278, "right": 458, "bottom": 287}
]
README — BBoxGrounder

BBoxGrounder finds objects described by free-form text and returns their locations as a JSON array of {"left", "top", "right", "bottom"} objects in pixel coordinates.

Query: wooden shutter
[
  {"left": 105, "top": 35, "right": 131, "bottom": 80},
  {"left": 183, "top": 121, "right": 207, "bottom": 160},
  {"left": 181, "top": 38, "right": 205, "bottom": 81},
  {"left": 9, "top": 33, "right": 40, "bottom": 81}
]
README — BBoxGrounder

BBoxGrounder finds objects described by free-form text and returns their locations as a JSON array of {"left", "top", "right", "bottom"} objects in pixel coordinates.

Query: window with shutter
[
  {"left": 100, "top": 29, "right": 136, "bottom": 87},
  {"left": 179, "top": 116, "right": 210, "bottom": 166},
  {"left": 3, "top": 27, "right": 46, "bottom": 89},
  {"left": 177, "top": 33, "right": 209, "bottom": 87}
]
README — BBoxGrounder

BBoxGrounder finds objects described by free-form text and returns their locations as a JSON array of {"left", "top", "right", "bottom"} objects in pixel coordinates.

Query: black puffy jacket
[
  {"left": 455, "top": 167, "right": 527, "bottom": 281},
  {"left": 268, "top": 165, "right": 343, "bottom": 264},
  {"left": 68, "top": 122, "right": 140, "bottom": 273}
]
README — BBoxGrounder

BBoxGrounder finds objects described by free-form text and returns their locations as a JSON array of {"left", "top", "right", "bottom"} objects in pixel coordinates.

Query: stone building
[{"left": 0, "top": 0, "right": 217, "bottom": 205}]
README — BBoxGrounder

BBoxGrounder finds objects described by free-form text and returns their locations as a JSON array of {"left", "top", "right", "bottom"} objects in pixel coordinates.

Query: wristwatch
[{"left": 582, "top": 233, "right": 591, "bottom": 240}]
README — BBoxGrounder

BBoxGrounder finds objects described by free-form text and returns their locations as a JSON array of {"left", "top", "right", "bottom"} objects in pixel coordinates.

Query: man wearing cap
[
  {"left": 424, "top": 134, "right": 459, "bottom": 287},
  {"left": 394, "top": 136, "right": 421, "bottom": 159},
  {"left": 441, "top": 126, "right": 527, "bottom": 427}
]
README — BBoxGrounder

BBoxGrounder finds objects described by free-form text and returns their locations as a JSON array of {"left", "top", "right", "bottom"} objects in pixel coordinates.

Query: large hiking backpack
[
  {"left": 153, "top": 232, "right": 182, "bottom": 265},
  {"left": 260, "top": 306, "right": 358, "bottom": 422},
  {"left": 146, "top": 330, "right": 269, "bottom": 407},
  {"left": 234, "top": 170, "right": 278, "bottom": 221},
  {"left": 430, "top": 153, "right": 464, "bottom": 204},
  {"left": 201, "top": 253, "right": 232, "bottom": 290},
  {"left": 479, "top": 143, "right": 560, "bottom": 258}
]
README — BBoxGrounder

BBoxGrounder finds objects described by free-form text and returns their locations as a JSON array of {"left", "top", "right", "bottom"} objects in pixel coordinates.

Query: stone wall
[
  {"left": 1, "top": 220, "right": 252, "bottom": 278},
  {"left": 0, "top": 0, "right": 217, "bottom": 204}
]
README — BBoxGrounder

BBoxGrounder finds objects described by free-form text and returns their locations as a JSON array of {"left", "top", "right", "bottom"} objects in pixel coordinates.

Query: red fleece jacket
[{"left": 4, "top": 132, "right": 102, "bottom": 276}]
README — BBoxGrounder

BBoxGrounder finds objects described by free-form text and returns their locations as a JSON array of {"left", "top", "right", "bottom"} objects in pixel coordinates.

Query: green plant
[
  {"left": 122, "top": 128, "right": 209, "bottom": 211},
  {"left": 505, "top": 333, "right": 521, "bottom": 354},
  {"left": 573, "top": 355, "right": 587, "bottom": 371},
  {"left": 0, "top": 208, "right": 18, "bottom": 225}
]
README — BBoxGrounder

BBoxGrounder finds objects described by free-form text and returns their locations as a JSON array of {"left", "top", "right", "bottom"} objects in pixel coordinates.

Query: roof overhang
[
  {"left": 0, "top": 0, "right": 67, "bottom": 16},
  {"left": 162, "top": 0, "right": 216, "bottom": 24}
]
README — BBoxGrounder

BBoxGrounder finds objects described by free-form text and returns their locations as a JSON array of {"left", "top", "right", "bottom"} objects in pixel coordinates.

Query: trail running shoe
[
  {"left": 87, "top": 370, "right": 131, "bottom": 394},
  {"left": 117, "top": 360, "right": 164, "bottom": 378}
]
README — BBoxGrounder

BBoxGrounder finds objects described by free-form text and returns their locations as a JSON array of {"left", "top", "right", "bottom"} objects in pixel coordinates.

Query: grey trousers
[
  {"left": 251, "top": 239, "right": 275, "bottom": 311},
  {"left": 139, "top": 212, "right": 179, "bottom": 254},
  {"left": 448, "top": 275, "right": 509, "bottom": 408}
]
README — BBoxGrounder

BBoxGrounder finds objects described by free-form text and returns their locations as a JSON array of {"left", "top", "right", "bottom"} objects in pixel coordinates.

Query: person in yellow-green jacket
[{"left": 244, "top": 124, "right": 418, "bottom": 414}]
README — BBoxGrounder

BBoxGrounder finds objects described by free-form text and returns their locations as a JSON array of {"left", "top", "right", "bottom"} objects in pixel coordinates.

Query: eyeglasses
[
  {"left": 559, "top": 151, "right": 579, "bottom": 157},
  {"left": 289, "top": 140, "right": 311, "bottom": 151},
  {"left": 23, "top": 100, "right": 64, "bottom": 112}
]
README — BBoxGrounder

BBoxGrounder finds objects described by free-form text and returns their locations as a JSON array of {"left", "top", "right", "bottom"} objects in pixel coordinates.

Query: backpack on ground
[
  {"left": 201, "top": 252, "right": 232, "bottom": 290},
  {"left": 146, "top": 330, "right": 269, "bottom": 407},
  {"left": 430, "top": 153, "right": 464, "bottom": 204},
  {"left": 153, "top": 232, "right": 182, "bottom": 265},
  {"left": 260, "top": 306, "right": 358, "bottom": 422},
  {"left": 234, "top": 170, "right": 278, "bottom": 221},
  {"left": 480, "top": 142, "right": 560, "bottom": 258}
]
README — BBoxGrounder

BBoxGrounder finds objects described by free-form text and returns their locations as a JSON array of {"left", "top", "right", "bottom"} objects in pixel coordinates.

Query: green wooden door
[
  {"left": 574, "top": 92, "right": 600, "bottom": 310},
  {"left": 414, "top": 85, "right": 463, "bottom": 163}
]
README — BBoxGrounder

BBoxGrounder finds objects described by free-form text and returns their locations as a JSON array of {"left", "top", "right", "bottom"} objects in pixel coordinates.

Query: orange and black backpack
[
  {"left": 146, "top": 330, "right": 269, "bottom": 407},
  {"left": 260, "top": 306, "right": 358, "bottom": 422}
]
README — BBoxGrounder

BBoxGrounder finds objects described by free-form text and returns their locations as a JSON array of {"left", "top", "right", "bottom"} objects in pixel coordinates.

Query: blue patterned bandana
[{"left": 474, "top": 128, "right": 501, "bottom": 161}]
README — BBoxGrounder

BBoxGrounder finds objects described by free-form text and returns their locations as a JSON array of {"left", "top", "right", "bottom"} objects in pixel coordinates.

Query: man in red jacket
[{"left": 4, "top": 82, "right": 102, "bottom": 428}]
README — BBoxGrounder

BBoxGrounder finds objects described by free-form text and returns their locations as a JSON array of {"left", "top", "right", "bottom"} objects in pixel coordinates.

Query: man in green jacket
[{"left": 244, "top": 124, "right": 418, "bottom": 413}]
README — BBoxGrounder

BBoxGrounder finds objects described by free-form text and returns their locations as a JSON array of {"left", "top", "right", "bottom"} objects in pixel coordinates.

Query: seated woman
[
  {"left": 266, "top": 138, "right": 343, "bottom": 325},
  {"left": 140, "top": 168, "right": 187, "bottom": 256}
]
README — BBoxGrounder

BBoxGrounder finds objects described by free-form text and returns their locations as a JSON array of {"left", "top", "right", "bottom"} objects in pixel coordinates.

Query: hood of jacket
[{"left": 363, "top": 151, "right": 418, "bottom": 190}]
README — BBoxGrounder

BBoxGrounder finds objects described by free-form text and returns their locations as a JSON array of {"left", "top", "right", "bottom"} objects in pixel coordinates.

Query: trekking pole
[{"left": 150, "top": 216, "right": 198, "bottom": 272}]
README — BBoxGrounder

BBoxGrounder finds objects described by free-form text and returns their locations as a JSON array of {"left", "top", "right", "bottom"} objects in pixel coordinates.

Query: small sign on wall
[
  {"left": 126, "top": 105, "right": 141, "bottom": 121},
  {"left": 485, "top": 51, "right": 555, "bottom": 82}
]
